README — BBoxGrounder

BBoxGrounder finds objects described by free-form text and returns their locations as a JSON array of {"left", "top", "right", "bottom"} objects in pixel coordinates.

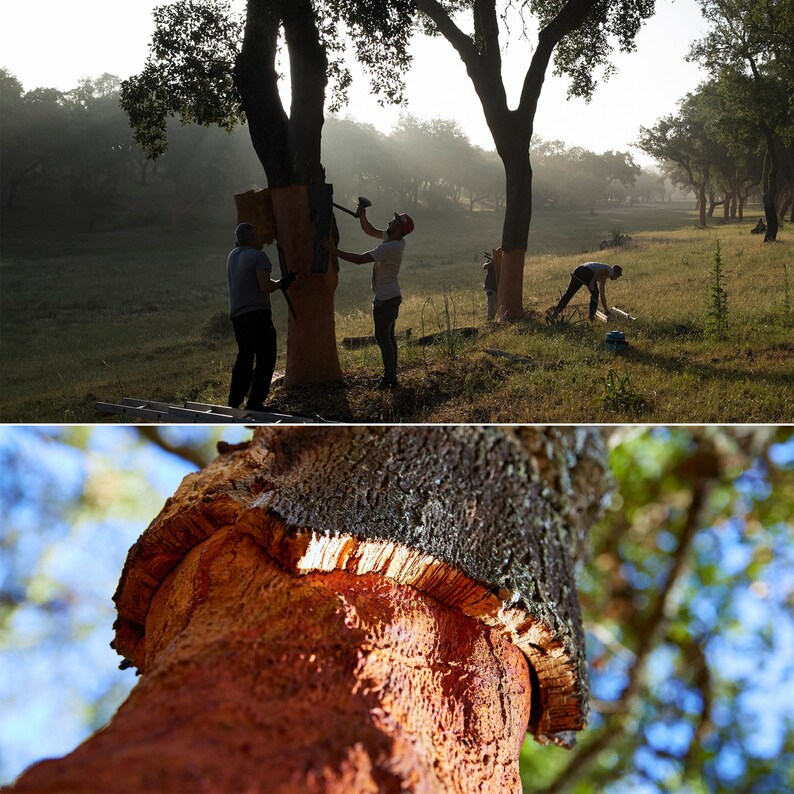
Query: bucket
[{"left": 605, "top": 330, "right": 628, "bottom": 352}]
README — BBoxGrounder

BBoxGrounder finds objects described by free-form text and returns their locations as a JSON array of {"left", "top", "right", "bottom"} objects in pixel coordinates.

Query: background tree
[
  {"left": 688, "top": 0, "right": 794, "bottom": 241},
  {"left": 637, "top": 89, "right": 725, "bottom": 228},
  {"left": 410, "top": 0, "right": 657, "bottom": 319},
  {"left": 0, "top": 71, "right": 68, "bottom": 211},
  {"left": 65, "top": 75, "right": 136, "bottom": 231}
]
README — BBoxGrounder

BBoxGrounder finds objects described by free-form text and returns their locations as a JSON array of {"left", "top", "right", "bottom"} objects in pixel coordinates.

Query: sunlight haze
[{"left": 1, "top": 0, "right": 708, "bottom": 166}]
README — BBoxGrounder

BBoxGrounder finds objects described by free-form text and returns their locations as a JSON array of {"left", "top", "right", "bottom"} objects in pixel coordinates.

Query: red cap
[{"left": 394, "top": 212, "right": 415, "bottom": 235}]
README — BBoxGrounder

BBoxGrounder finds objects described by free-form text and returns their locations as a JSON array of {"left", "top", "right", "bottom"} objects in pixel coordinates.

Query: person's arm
[
  {"left": 357, "top": 207, "right": 383, "bottom": 240},
  {"left": 596, "top": 274, "right": 609, "bottom": 314},
  {"left": 256, "top": 269, "right": 287, "bottom": 295},
  {"left": 323, "top": 237, "right": 374, "bottom": 265}
]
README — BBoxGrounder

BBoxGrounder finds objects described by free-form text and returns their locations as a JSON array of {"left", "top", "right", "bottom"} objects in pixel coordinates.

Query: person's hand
[
  {"left": 280, "top": 271, "right": 296, "bottom": 290},
  {"left": 356, "top": 205, "right": 367, "bottom": 219}
]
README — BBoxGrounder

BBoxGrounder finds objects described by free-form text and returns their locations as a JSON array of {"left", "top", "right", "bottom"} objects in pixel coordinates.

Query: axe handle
[
  {"left": 332, "top": 202, "right": 359, "bottom": 218},
  {"left": 280, "top": 284, "right": 297, "bottom": 319}
]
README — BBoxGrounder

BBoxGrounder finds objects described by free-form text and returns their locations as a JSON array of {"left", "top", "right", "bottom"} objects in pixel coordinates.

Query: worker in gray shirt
[{"left": 227, "top": 222, "right": 292, "bottom": 412}]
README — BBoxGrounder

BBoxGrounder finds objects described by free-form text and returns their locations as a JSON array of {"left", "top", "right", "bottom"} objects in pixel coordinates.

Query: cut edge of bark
[{"left": 113, "top": 503, "right": 585, "bottom": 747}]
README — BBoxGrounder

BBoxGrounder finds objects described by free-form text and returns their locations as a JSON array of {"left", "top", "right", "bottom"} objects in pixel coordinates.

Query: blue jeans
[{"left": 373, "top": 296, "right": 402, "bottom": 380}]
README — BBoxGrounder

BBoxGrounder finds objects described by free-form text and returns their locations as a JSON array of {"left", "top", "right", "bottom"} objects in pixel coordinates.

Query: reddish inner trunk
[{"left": 11, "top": 527, "right": 532, "bottom": 794}]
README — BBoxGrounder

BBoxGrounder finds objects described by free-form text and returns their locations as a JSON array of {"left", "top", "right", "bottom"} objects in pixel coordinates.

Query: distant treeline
[{"left": 2, "top": 68, "right": 699, "bottom": 231}]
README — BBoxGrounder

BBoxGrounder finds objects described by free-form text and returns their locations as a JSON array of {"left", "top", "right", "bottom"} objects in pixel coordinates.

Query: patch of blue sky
[
  {"left": 645, "top": 719, "right": 694, "bottom": 757},
  {"left": 42, "top": 520, "right": 139, "bottom": 598},
  {"left": 734, "top": 462, "right": 773, "bottom": 501},
  {"left": 647, "top": 642, "right": 676, "bottom": 680},
  {"left": 4, "top": 429, "right": 86, "bottom": 500},
  {"left": 634, "top": 744, "right": 681, "bottom": 785},
  {"left": 606, "top": 775, "right": 660, "bottom": 794},
  {"left": 655, "top": 529, "right": 678, "bottom": 553},
  {"left": 684, "top": 577, "right": 720, "bottom": 625},
  {"left": 769, "top": 437, "right": 794, "bottom": 467},
  {"left": 591, "top": 667, "right": 630, "bottom": 701},
  {"left": 714, "top": 743, "right": 747, "bottom": 781}
]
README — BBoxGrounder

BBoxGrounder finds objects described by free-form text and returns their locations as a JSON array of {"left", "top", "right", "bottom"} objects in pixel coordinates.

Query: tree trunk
[
  {"left": 762, "top": 141, "right": 779, "bottom": 242},
  {"left": 8, "top": 427, "right": 611, "bottom": 794},
  {"left": 697, "top": 182, "right": 707, "bottom": 227},
  {"left": 495, "top": 144, "right": 532, "bottom": 320},
  {"left": 233, "top": 0, "right": 342, "bottom": 385}
]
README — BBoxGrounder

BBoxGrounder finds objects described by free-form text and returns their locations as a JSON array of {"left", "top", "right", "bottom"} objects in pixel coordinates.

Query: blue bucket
[{"left": 605, "top": 330, "right": 628, "bottom": 351}]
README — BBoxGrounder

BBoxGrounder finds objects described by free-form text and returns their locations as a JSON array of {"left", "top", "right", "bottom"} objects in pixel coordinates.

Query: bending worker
[
  {"left": 324, "top": 206, "right": 414, "bottom": 389},
  {"left": 549, "top": 261, "right": 623, "bottom": 321}
]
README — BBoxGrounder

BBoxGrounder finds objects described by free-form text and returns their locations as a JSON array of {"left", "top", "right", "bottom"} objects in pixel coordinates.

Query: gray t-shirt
[
  {"left": 227, "top": 245, "right": 272, "bottom": 319},
  {"left": 367, "top": 235, "right": 404, "bottom": 301}
]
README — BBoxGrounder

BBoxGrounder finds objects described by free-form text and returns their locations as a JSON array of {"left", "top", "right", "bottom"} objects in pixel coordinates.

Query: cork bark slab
[{"left": 234, "top": 188, "right": 277, "bottom": 247}]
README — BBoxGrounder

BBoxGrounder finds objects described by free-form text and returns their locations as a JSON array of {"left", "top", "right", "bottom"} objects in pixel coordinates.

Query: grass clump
[{"left": 597, "top": 369, "right": 650, "bottom": 415}]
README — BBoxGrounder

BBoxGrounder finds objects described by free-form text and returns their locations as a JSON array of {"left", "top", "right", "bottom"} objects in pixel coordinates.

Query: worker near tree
[
  {"left": 227, "top": 222, "right": 293, "bottom": 412},
  {"left": 549, "top": 262, "right": 623, "bottom": 321},
  {"left": 324, "top": 207, "right": 414, "bottom": 389},
  {"left": 483, "top": 254, "right": 497, "bottom": 321}
]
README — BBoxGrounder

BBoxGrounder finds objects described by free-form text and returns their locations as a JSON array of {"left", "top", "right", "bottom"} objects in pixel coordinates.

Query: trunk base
[
  {"left": 496, "top": 249, "right": 526, "bottom": 320},
  {"left": 10, "top": 528, "right": 531, "bottom": 793}
]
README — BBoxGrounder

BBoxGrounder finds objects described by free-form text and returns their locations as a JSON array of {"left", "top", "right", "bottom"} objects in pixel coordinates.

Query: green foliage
[
  {"left": 120, "top": 0, "right": 421, "bottom": 161},
  {"left": 529, "top": 0, "right": 657, "bottom": 101},
  {"left": 522, "top": 426, "right": 794, "bottom": 793},
  {"left": 120, "top": 0, "right": 244, "bottom": 159},
  {"left": 705, "top": 239, "right": 729, "bottom": 338}
]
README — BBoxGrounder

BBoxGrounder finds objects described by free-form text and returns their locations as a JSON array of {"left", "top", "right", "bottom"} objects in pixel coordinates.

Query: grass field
[{"left": 1, "top": 195, "right": 791, "bottom": 423}]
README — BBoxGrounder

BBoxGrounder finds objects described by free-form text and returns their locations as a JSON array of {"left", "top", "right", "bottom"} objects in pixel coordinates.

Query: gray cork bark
[{"left": 248, "top": 427, "right": 611, "bottom": 739}]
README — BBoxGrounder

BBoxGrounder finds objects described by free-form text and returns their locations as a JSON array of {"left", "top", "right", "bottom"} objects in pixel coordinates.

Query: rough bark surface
[
  {"left": 8, "top": 427, "right": 611, "bottom": 794},
  {"left": 10, "top": 528, "right": 531, "bottom": 793},
  {"left": 111, "top": 427, "right": 609, "bottom": 742}
]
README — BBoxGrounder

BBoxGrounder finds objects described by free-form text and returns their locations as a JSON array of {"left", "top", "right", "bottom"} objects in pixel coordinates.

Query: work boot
[{"left": 377, "top": 377, "right": 398, "bottom": 390}]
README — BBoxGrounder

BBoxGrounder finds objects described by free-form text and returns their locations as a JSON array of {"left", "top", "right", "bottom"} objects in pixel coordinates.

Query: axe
[{"left": 332, "top": 196, "right": 372, "bottom": 218}]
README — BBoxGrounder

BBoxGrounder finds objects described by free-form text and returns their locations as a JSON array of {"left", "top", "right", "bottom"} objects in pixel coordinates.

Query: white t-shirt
[
  {"left": 584, "top": 262, "right": 613, "bottom": 277},
  {"left": 367, "top": 235, "right": 405, "bottom": 301}
]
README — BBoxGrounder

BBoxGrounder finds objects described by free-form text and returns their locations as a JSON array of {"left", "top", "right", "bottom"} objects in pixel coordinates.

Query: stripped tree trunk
[{"left": 8, "top": 427, "right": 611, "bottom": 794}]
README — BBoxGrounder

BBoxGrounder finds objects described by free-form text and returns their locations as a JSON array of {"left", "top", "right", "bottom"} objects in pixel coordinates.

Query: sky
[{"left": 0, "top": 0, "right": 709, "bottom": 167}]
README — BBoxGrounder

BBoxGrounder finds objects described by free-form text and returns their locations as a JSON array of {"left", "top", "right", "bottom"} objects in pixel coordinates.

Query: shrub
[{"left": 705, "top": 239, "right": 728, "bottom": 339}]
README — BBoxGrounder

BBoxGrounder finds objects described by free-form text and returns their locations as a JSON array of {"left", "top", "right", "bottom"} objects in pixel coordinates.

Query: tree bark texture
[{"left": 8, "top": 427, "right": 611, "bottom": 793}]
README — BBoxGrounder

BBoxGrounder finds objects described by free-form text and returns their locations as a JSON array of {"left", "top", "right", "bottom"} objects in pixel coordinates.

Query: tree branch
[{"left": 134, "top": 427, "right": 211, "bottom": 469}]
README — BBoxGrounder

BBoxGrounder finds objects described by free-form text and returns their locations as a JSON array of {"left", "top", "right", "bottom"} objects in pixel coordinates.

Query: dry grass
[{"left": 1, "top": 201, "right": 791, "bottom": 423}]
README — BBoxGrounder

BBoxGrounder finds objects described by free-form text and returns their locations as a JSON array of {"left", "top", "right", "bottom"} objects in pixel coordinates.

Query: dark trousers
[
  {"left": 373, "top": 296, "right": 402, "bottom": 379},
  {"left": 229, "top": 309, "right": 277, "bottom": 409},
  {"left": 553, "top": 265, "right": 599, "bottom": 318}
]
